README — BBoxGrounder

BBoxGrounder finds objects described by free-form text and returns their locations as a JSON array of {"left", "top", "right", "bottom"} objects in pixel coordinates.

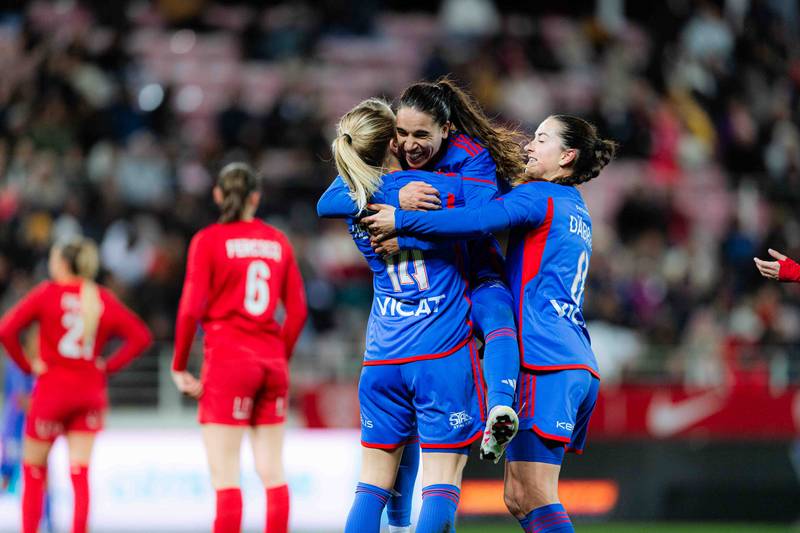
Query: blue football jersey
[
  {"left": 328, "top": 170, "right": 495, "bottom": 365},
  {"left": 397, "top": 181, "right": 598, "bottom": 377}
]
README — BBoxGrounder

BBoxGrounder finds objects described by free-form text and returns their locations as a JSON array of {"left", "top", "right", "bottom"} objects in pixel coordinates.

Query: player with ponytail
[
  {"left": 172, "top": 162, "right": 308, "bottom": 533},
  {"left": 319, "top": 80, "right": 525, "bottom": 532},
  {"left": 325, "top": 97, "right": 501, "bottom": 533},
  {"left": 0, "top": 237, "right": 152, "bottom": 533},
  {"left": 365, "top": 114, "right": 617, "bottom": 533}
]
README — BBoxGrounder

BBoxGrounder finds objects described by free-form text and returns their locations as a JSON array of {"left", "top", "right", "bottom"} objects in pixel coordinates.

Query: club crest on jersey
[
  {"left": 232, "top": 397, "right": 253, "bottom": 420},
  {"left": 375, "top": 294, "right": 446, "bottom": 317},
  {"left": 449, "top": 410, "right": 473, "bottom": 429}
]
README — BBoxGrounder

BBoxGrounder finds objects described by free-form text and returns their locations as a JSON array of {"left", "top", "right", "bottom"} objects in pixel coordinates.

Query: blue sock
[
  {"left": 483, "top": 328, "right": 519, "bottom": 410},
  {"left": 416, "top": 484, "right": 460, "bottom": 533},
  {"left": 519, "top": 503, "right": 574, "bottom": 532},
  {"left": 344, "top": 482, "right": 391, "bottom": 533},
  {"left": 387, "top": 443, "right": 419, "bottom": 528}
]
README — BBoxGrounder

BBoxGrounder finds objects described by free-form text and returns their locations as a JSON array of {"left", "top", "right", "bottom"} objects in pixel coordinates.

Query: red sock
[
  {"left": 22, "top": 463, "right": 46, "bottom": 533},
  {"left": 214, "top": 488, "right": 243, "bottom": 533},
  {"left": 266, "top": 484, "right": 290, "bottom": 533},
  {"left": 71, "top": 464, "right": 90, "bottom": 533}
]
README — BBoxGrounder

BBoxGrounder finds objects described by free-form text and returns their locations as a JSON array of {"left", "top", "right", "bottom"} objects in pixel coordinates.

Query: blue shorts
[
  {"left": 359, "top": 340, "right": 485, "bottom": 451},
  {"left": 506, "top": 369, "right": 600, "bottom": 464}
]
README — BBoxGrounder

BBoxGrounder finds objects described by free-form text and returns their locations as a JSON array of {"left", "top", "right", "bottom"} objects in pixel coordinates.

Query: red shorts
[
  {"left": 25, "top": 369, "right": 107, "bottom": 442},
  {"left": 198, "top": 354, "right": 289, "bottom": 426}
]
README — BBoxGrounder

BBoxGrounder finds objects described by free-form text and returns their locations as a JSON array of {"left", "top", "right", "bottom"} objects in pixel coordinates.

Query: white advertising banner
[{"left": 0, "top": 428, "right": 399, "bottom": 532}]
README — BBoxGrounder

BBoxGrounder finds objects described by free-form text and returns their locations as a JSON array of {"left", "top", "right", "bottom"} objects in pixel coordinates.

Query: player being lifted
[
  {"left": 327, "top": 98, "right": 489, "bottom": 533},
  {"left": 365, "top": 114, "right": 616, "bottom": 533},
  {"left": 0, "top": 238, "right": 152, "bottom": 533},
  {"left": 319, "top": 77, "right": 523, "bottom": 533},
  {"left": 172, "top": 163, "right": 307, "bottom": 533}
]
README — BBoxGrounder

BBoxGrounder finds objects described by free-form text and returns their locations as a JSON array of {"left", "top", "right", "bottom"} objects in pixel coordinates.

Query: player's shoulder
[
  {"left": 30, "top": 280, "right": 57, "bottom": 298},
  {"left": 448, "top": 133, "right": 486, "bottom": 159},
  {"left": 512, "top": 180, "right": 578, "bottom": 197}
]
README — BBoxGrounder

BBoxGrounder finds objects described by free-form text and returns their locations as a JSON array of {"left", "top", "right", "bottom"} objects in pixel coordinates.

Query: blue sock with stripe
[
  {"left": 483, "top": 328, "right": 519, "bottom": 410},
  {"left": 344, "top": 482, "right": 391, "bottom": 533},
  {"left": 387, "top": 443, "right": 419, "bottom": 529},
  {"left": 519, "top": 503, "right": 574, "bottom": 532},
  {"left": 416, "top": 484, "right": 460, "bottom": 533}
]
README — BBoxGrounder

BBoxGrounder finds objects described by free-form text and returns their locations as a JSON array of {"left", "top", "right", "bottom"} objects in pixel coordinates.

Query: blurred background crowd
[{"left": 1, "top": 0, "right": 799, "bottom": 413}]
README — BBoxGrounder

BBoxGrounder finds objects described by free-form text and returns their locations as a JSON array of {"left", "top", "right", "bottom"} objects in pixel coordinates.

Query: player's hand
[
  {"left": 95, "top": 358, "right": 107, "bottom": 373},
  {"left": 171, "top": 370, "right": 203, "bottom": 399},
  {"left": 754, "top": 248, "right": 787, "bottom": 280},
  {"left": 362, "top": 204, "right": 397, "bottom": 241},
  {"left": 399, "top": 182, "right": 441, "bottom": 211},
  {"left": 372, "top": 236, "right": 400, "bottom": 257},
  {"left": 31, "top": 359, "right": 47, "bottom": 376}
]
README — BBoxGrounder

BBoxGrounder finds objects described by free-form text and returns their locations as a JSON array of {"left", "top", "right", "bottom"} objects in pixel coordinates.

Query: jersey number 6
[{"left": 245, "top": 260, "right": 271, "bottom": 316}]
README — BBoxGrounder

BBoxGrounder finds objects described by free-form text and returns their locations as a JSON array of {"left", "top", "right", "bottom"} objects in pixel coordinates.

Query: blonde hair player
[
  {"left": 0, "top": 237, "right": 152, "bottom": 533},
  {"left": 326, "top": 97, "right": 496, "bottom": 532}
]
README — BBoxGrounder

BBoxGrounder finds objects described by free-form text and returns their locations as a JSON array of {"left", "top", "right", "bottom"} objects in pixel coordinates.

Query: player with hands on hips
[{"left": 0, "top": 237, "right": 152, "bottom": 533}]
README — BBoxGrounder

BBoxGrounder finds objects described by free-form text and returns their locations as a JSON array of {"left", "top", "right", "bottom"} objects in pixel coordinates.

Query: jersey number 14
[{"left": 386, "top": 250, "right": 429, "bottom": 292}]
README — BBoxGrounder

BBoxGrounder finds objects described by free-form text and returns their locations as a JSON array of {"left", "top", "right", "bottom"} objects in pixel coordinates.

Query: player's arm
[
  {"left": 394, "top": 167, "right": 496, "bottom": 252},
  {"left": 317, "top": 176, "right": 360, "bottom": 218},
  {"left": 172, "top": 232, "right": 212, "bottom": 372},
  {"left": 0, "top": 284, "right": 48, "bottom": 374},
  {"left": 280, "top": 241, "right": 308, "bottom": 359},
  {"left": 102, "top": 293, "right": 153, "bottom": 374},
  {"left": 754, "top": 248, "right": 800, "bottom": 282},
  {"left": 366, "top": 184, "right": 549, "bottom": 240}
]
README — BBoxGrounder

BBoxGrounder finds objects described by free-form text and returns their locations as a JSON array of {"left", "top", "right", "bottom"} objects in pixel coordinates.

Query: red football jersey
[
  {"left": 172, "top": 219, "right": 307, "bottom": 371},
  {"left": 0, "top": 281, "right": 153, "bottom": 374}
]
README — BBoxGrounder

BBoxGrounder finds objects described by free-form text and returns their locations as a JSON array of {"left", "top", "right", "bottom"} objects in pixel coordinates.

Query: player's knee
[
  {"left": 503, "top": 489, "right": 525, "bottom": 518},
  {"left": 255, "top": 458, "right": 284, "bottom": 487}
]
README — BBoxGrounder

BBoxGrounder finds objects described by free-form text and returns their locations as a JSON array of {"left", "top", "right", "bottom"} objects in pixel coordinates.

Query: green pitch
[{"left": 456, "top": 524, "right": 796, "bottom": 533}]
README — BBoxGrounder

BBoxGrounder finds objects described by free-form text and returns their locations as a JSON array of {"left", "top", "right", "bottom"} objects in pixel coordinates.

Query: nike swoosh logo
[{"left": 646, "top": 391, "right": 725, "bottom": 438}]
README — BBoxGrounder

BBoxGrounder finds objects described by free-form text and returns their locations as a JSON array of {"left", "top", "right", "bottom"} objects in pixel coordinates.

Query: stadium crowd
[{"left": 0, "top": 0, "right": 798, "bottom": 410}]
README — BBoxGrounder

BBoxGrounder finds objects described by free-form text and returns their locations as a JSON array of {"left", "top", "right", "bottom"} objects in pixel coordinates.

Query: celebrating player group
[
  {"left": 0, "top": 74, "right": 615, "bottom": 533},
  {"left": 319, "top": 77, "right": 616, "bottom": 533}
]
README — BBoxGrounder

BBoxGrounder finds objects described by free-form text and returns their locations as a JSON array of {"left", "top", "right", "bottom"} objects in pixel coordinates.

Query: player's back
[
  {"left": 5, "top": 281, "right": 137, "bottom": 372},
  {"left": 347, "top": 170, "right": 473, "bottom": 364},
  {"left": 505, "top": 181, "right": 597, "bottom": 376},
  {"left": 190, "top": 219, "right": 293, "bottom": 357}
]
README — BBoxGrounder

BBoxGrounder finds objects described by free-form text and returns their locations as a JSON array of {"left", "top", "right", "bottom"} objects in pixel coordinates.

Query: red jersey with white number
[
  {"left": 172, "top": 219, "right": 307, "bottom": 371},
  {"left": 0, "top": 281, "right": 153, "bottom": 375}
]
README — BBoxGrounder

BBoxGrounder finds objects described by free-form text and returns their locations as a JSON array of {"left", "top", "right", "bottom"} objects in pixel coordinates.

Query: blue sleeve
[
  {"left": 317, "top": 176, "right": 359, "bottom": 218},
  {"left": 396, "top": 185, "right": 549, "bottom": 238},
  {"left": 397, "top": 234, "right": 440, "bottom": 251}
]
